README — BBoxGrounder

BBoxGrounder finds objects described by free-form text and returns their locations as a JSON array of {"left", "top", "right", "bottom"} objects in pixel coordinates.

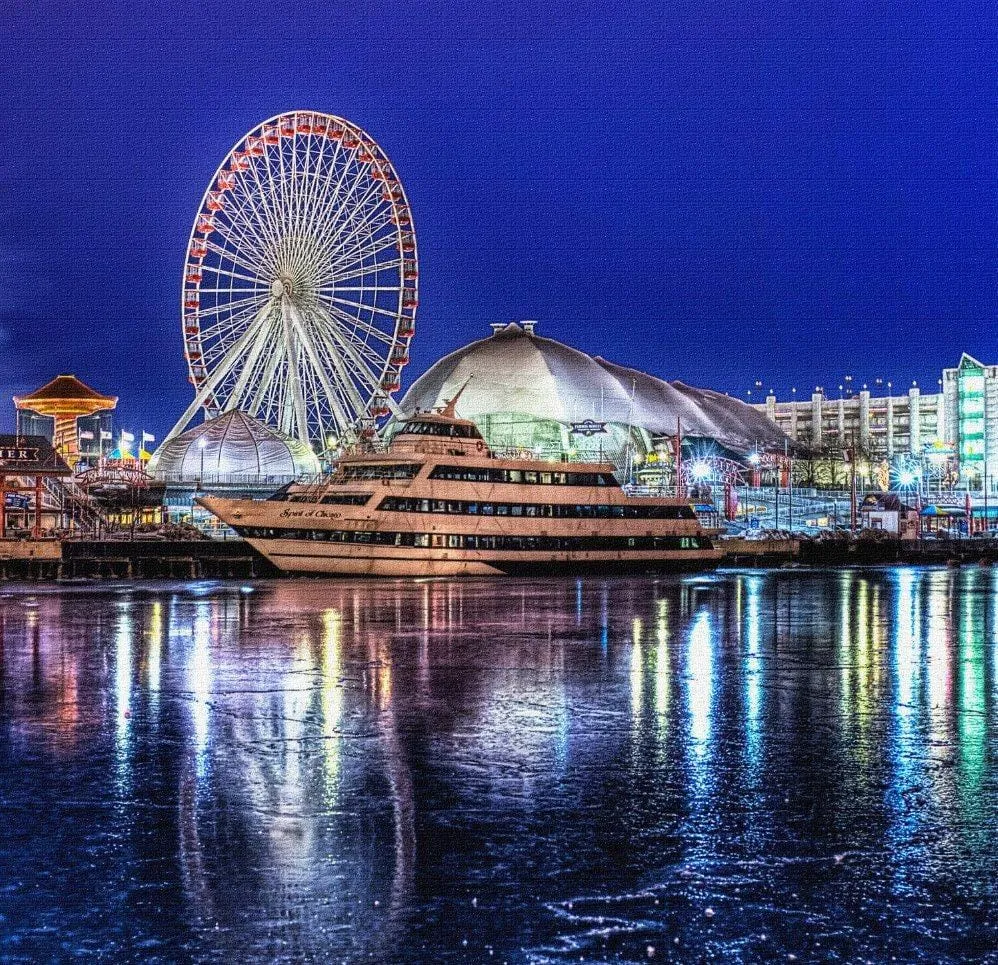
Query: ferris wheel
[{"left": 166, "top": 110, "right": 418, "bottom": 454}]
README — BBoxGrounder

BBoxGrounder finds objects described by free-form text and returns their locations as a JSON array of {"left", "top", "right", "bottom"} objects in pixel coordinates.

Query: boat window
[
  {"left": 377, "top": 494, "right": 699, "bottom": 520},
  {"left": 429, "top": 465, "right": 624, "bottom": 487},
  {"left": 237, "top": 525, "right": 710, "bottom": 552},
  {"left": 338, "top": 463, "right": 421, "bottom": 480},
  {"left": 396, "top": 419, "right": 482, "bottom": 439}
]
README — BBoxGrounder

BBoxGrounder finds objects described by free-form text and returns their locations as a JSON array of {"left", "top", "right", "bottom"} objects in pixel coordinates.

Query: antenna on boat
[{"left": 439, "top": 377, "right": 473, "bottom": 418}]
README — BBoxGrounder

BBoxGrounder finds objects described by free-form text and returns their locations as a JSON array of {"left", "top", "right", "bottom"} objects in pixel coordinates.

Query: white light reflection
[
  {"left": 654, "top": 599, "right": 670, "bottom": 725},
  {"left": 744, "top": 575, "right": 763, "bottom": 768},
  {"left": 600, "top": 586, "right": 609, "bottom": 651},
  {"left": 630, "top": 616, "right": 644, "bottom": 721},
  {"left": 895, "top": 569, "right": 918, "bottom": 713},
  {"left": 321, "top": 608, "right": 344, "bottom": 796},
  {"left": 887, "top": 568, "right": 922, "bottom": 863},
  {"left": 686, "top": 610, "right": 714, "bottom": 749},
  {"left": 926, "top": 571, "right": 953, "bottom": 730},
  {"left": 190, "top": 603, "right": 212, "bottom": 779},
  {"left": 114, "top": 602, "right": 133, "bottom": 792},
  {"left": 147, "top": 601, "right": 163, "bottom": 694},
  {"left": 958, "top": 579, "right": 985, "bottom": 797}
]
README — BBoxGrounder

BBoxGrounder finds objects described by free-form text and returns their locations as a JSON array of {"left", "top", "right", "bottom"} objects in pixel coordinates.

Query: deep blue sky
[{"left": 2, "top": 1, "right": 996, "bottom": 438}]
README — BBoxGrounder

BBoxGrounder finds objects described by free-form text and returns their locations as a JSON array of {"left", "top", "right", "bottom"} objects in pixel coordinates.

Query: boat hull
[{"left": 244, "top": 537, "right": 723, "bottom": 577}]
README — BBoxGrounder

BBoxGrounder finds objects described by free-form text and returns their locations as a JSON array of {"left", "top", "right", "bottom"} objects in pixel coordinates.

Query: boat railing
[{"left": 157, "top": 472, "right": 304, "bottom": 486}]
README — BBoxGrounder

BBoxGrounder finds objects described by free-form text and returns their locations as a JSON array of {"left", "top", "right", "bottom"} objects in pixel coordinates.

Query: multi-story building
[
  {"left": 753, "top": 353, "right": 998, "bottom": 489},
  {"left": 940, "top": 353, "right": 998, "bottom": 488},
  {"left": 759, "top": 384, "right": 943, "bottom": 459}
]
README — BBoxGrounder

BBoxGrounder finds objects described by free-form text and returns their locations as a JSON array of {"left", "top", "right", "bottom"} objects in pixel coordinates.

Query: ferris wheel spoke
[
  {"left": 299, "top": 142, "right": 341, "bottom": 229},
  {"left": 319, "top": 229, "right": 401, "bottom": 286},
  {"left": 193, "top": 291, "right": 267, "bottom": 320},
  {"left": 218, "top": 172, "right": 290, "bottom": 270},
  {"left": 195, "top": 287, "right": 267, "bottom": 295},
  {"left": 166, "top": 296, "right": 277, "bottom": 443},
  {"left": 219, "top": 185, "right": 277, "bottom": 259},
  {"left": 212, "top": 211, "right": 276, "bottom": 277},
  {"left": 314, "top": 249, "right": 398, "bottom": 301},
  {"left": 313, "top": 300, "right": 386, "bottom": 382},
  {"left": 224, "top": 315, "right": 281, "bottom": 413},
  {"left": 204, "top": 238, "right": 272, "bottom": 278},
  {"left": 322, "top": 296, "right": 399, "bottom": 343},
  {"left": 280, "top": 297, "right": 314, "bottom": 444},
  {"left": 329, "top": 286, "right": 402, "bottom": 293},
  {"left": 241, "top": 143, "right": 290, "bottom": 257},
  {"left": 198, "top": 263, "right": 269, "bottom": 286},
  {"left": 315, "top": 302, "right": 390, "bottom": 391},
  {"left": 196, "top": 298, "right": 276, "bottom": 358},
  {"left": 315, "top": 185, "right": 392, "bottom": 270},
  {"left": 197, "top": 314, "right": 264, "bottom": 351},
  {"left": 317, "top": 300, "right": 396, "bottom": 346},
  {"left": 330, "top": 296, "right": 405, "bottom": 323},
  {"left": 290, "top": 167, "right": 371, "bottom": 281},
  {"left": 321, "top": 258, "right": 402, "bottom": 286},
  {"left": 245, "top": 328, "right": 285, "bottom": 420}
]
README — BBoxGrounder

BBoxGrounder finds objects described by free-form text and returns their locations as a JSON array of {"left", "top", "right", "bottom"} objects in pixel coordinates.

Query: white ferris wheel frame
[{"left": 166, "top": 110, "right": 418, "bottom": 456}]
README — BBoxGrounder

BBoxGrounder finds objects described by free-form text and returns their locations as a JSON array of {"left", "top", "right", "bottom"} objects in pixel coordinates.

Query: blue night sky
[{"left": 2, "top": 1, "right": 996, "bottom": 438}]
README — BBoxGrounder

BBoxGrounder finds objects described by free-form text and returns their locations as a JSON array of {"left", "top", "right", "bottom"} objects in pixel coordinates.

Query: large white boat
[{"left": 198, "top": 406, "right": 722, "bottom": 577}]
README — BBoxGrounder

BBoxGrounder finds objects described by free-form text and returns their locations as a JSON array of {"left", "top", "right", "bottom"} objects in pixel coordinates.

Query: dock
[{"left": 0, "top": 539, "right": 277, "bottom": 580}]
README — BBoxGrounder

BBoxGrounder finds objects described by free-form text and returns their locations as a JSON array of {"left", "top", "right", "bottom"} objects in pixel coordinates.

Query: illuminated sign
[
  {"left": 0, "top": 447, "right": 40, "bottom": 463},
  {"left": 569, "top": 419, "right": 607, "bottom": 437}
]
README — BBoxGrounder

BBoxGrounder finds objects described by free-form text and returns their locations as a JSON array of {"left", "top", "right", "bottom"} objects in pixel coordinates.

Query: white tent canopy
[
  {"left": 149, "top": 410, "right": 320, "bottom": 480},
  {"left": 399, "top": 323, "right": 792, "bottom": 455}
]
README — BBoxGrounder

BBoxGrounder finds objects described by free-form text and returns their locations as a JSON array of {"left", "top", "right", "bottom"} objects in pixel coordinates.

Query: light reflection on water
[{"left": 1, "top": 568, "right": 997, "bottom": 963}]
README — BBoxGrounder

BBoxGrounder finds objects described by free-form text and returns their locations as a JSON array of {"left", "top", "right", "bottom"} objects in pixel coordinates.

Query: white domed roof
[
  {"left": 149, "top": 411, "right": 320, "bottom": 479},
  {"left": 399, "top": 323, "right": 790, "bottom": 453}
]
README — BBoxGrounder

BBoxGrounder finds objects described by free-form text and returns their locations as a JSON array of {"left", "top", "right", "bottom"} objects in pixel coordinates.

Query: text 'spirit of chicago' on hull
[{"left": 198, "top": 404, "right": 722, "bottom": 577}]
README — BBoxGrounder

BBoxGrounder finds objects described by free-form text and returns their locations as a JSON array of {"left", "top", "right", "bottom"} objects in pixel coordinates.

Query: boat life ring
[{"left": 475, "top": 440, "right": 485, "bottom": 452}]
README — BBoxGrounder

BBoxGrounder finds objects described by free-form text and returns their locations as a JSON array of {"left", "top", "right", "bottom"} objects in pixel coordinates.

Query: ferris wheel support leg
[
  {"left": 280, "top": 297, "right": 312, "bottom": 447},
  {"left": 308, "top": 310, "right": 376, "bottom": 421},
  {"left": 164, "top": 298, "right": 276, "bottom": 445},
  {"left": 287, "top": 314, "right": 356, "bottom": 442},
  {"left": 225, "top": 318, "right": 278, "bottom": 416},
  {"left": 315, "top": 302, "right": 391, "bottom": 400}
]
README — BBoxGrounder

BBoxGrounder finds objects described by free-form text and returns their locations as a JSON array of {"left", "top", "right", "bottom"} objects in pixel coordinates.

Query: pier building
[{"left": 396, "top": 322, "right": 792, "bottom": 477}]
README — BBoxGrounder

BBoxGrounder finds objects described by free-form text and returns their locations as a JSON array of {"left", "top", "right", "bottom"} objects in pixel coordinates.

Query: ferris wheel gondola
[{"left": 165, "top": 111, "right": 418, "bottom": 456}]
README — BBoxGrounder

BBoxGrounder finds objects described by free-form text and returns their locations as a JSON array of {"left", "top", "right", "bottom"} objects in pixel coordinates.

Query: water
[{"left": 1, "top": 568, "right": 996, "bottom": 963}]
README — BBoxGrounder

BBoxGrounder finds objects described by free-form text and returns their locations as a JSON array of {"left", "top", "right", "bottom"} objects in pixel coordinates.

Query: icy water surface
[{"left": 1, "top": 569, "right": 997, "bottom": 962}]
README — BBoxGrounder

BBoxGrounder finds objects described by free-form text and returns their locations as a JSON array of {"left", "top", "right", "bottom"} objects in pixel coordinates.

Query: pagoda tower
[{"left": 13, "top": 375, "right": 117, "bottom": 469}]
